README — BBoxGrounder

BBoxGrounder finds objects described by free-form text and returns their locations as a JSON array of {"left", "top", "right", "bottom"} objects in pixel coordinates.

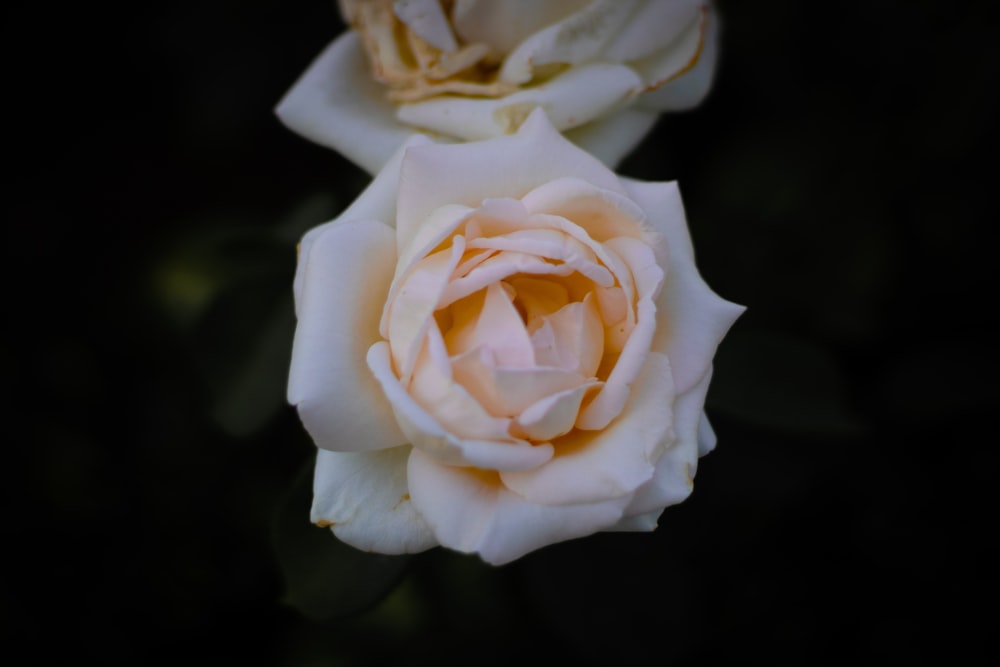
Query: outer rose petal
[
  {"left": 451, "top": 0, "right": 588, "bottom": 56},
  {"left": 623, "top": 179, "right": 745, "bottom": 394},
  {"left": 395, "top": 108, "right": 626, "bottom": 254},
  {"left": 621, "top": 366, "right": 714, "bottom": 518},
  {"left": 501, "top": 351, "right": 674, "bottom": 505},
  {"left": 275, "top": 32, "right": 419, "bottom": 175},
  {"left": 408, "top": 449, "right": 631, "bottom": 565},
  {"left": 602, "top": 0, "right": 704, "bottom": 62},
  {"left": 288, "top": 219, "right": 408, "bottom": 452},
  {"left": 312, "top": 447, "right": 437, "bottom": 554},
  {"left": 563, "top": 107, "right": 660, "bottom": 168}
]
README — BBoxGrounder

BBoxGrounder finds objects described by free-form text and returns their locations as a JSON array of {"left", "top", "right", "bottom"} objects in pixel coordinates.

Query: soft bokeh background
[{"left": 11, "top": 1, "right": 997, "bottom": 664}]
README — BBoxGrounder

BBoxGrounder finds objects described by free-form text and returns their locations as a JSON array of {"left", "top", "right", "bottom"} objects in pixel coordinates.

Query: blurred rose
[
  {"left": 288, "top": 110, "right": 742, "bottom": 564},
  {"left": 277, "top": 0, "right": 719, "bottom": 173}
]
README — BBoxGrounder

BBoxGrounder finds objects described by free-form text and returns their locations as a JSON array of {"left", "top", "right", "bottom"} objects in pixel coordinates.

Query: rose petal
[
  {"left": 293, "top": 134, "right": 432, "bottom": 312},
  {"left": 562, "top": 107, "right": 660, "bottom": 168},
  {"left": 637, "top": 5, "right": 719, "bottom": 111},
  {"left": 275, "top": 33, "right": 419, "bottom": 175},
  {"left": 629, "top": 4, "right": 705, "bottom": 93},
  {"left": 532, "top": 293, "right": 605, "bottom": 377},
  {"left": 468, "top": 228, "right": 614, "bottom": 287},
  {"left": 499, "top": 0, "right": 636, "bottom": 83},
  {"left": 451, "top": 0, "right": 587, "bottom": 56},
  {"left": 393, "top": 0, "right": 458, "bottom": 52},
  {"left": 622, "top": 179, "right": 745, "bottom": 394},
  {"left": 521, "top": 176, "right": 659, "bottom": 247},
  {"left": 443, "top": 282, "right": 535, "bottom": 367},
  {"left": 509, "top": 277, "right": 569, "bottom": 325},
  {"left": 288, "top": 219, "right": 407, "bottom": 452},
  {"left": 395, "top": 108, "right": 625, "bottom": 251},
  {"left": 621, "top": 366, "right": 713, "bottom": 517},
  {"left": 368, "top": 342, "right": 554, "bottom": 471},
  {"left": 386, "top": 236, "right": 466, "bottom": 379},
  {"left": 408, "top": 448, "right": 631, "bottom": 565},
  {"left": 409, "top": 323, "right": 515, "bottom": 441},
  {"left": 607, "top": 510, "right": 660, "bottom": 532},
  {"left": 438, "top": 250, "right": 576, "bottom": 309},
  {"left": 398, "top": 62, "right": 642, "bottom": 141},
  {"left": 576, "top": 238, "right": 663, "bottom": 430},
  {"left": 513, "top": 380, "right": 603, "bottom": 442},
  {"left": 312, "top": 447, "right": 437, "bottom": 554},
  {"left": 501, "top": 351, "right": 675, "bottom": 505},
  {"left": 602, "top": 0, "right": 704, "bottom": 62},
  {"left": 698, "top": 412, "right": 717, "bottom": 456}
]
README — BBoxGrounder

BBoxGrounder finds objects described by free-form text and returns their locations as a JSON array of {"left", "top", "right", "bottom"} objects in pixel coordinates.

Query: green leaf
[
  {"left": 271, "top": 458, "right": 411, "bottom": 623},
  {"left": 708, "top": 328, "right": 864, "bottom": 437}
]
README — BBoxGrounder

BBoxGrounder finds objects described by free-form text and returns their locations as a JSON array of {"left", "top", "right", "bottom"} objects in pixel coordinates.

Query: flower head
[{"left": 288, "top": 110, "right": 742, "bottom": 564}]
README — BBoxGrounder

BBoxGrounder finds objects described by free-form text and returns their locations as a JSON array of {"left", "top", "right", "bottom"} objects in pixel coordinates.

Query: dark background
[{"left": 10, "top": 1, "right": 998, "bottom": 664}]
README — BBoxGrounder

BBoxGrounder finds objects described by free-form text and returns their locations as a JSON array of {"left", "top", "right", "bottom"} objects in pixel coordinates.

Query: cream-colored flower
[
  {"left": 277, "top": 0, "right": 719, "bottom": 173},
  {"left": 288, "top": 110, "right": 742, "bottom": 564}
]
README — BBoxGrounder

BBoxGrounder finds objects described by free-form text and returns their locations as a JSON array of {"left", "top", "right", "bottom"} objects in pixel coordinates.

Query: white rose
[
  {"left": 288, "top": 110, "right": 742, "bottom": 565},
  {"left": 277, "top": 0, "right": 719, "bottom": 174}
]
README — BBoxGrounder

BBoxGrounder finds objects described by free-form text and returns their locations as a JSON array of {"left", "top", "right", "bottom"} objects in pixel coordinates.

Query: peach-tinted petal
[
  {"left": 409, "top": 325, "right": 514, "bottom": 441},
  {"left": 395, "top": 108, "right": 625, "bottom": 237},
  {"left": 469, "top": 228, "right": 614, "bottom": 287},
  {"left": 533, "top": 294, "right": 604, "bottom": 377},
  {"left": 509, "top": 277, "right": 569, "bottom": 325},
  {"left": 397, "top": 63, "right": 643, "bottom": 140},
  {"left": 387, "top": 237, "right": 466, "bottom": 379},
  {"left": 513, "top": 381, "right": 603, "bottom": 441},
  {"left": 521, "top": 177, "right": 658, "bottom": 247},
  {"left": 445, "top": 282, "right": 535, "bottom": 368},
  {"left": 368, "top": 342, "right": 553, "bottom": 471},
  {"left": 312, "top": 447, "right": 437, "bottom": 554},
  {"left": 288, "top": 219, "right": 406, "bottom": 452},
  {"left": 438, "top": 251, "right": 575, "bottom": 308},
  {"left": 408, "top": 449, "right": 631, "bottom": 565},
  {"left": 489, "top": 366, "right": 589, "bottom": 417},
  {"left": 275, "top": 33, "right": 419, "bottom": 175},
  {"left": 576, "top": 238, "right": 663, "bottom": 430},
  {"left": 501, "top": 351, "right": 675, "bottom": 505}
]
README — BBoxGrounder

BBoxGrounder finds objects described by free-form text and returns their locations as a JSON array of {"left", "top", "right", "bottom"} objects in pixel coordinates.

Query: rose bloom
[
  {"left": 288, "top": 110, "right": 742, "bottom": 565},
  {"left": 277, "top": 0, "right": 719, "bottom": 174}
]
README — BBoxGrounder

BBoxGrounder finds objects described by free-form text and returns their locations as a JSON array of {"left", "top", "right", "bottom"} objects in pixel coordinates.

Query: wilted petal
[
  {"left": 502, "top": 352, "right": 674, "bottom": 505},
  {"left": 288, "top": 219, "right": 407, "bottom": 452},
  {"left": 451, "top": 0, "right": 589, "bottom": 56},
  {"left": 602, "top": 0, "right": 703, "bottom": 62},
  {"left": 275, "top": 33, "right": 418, "bottom": 175},
  {"left": 312, "top": 447, "right": 437, "bottom": 553},
  {"left": 499, "top": 0, "right": 636, "bottom": 83},
  {"left": 393, "top": 0, "right": 458, "bottom": 51},
  {"left": 398, "top": 63, "right": 642, "bottom": 141},
  {"left": 408, "top": 449, "right": 631, "bottom": 565},
  {"left": 637, "top": 5, "right": 719, "bottom": 111}
]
